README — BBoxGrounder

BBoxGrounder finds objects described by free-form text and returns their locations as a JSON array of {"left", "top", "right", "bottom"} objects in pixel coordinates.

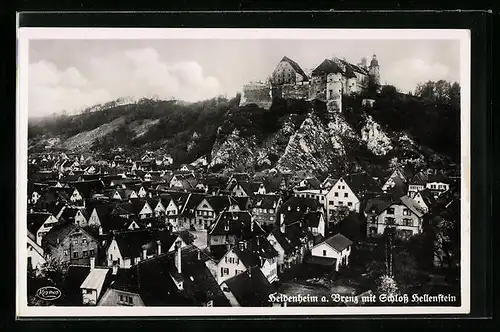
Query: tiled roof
[
  {"left": 209, "top": 211, "right": 265, "bottom": 238},
  {"left": 311, "top": 59, "right": 344, "bottom": 76},
  {"left": 280, "top": 56, "right": 309, "bottom": 81},
  {"left": 222, "top": 266, "right": 274, "bottom": 307},
  {"left": 322, "top": 233, "right": 353, "bottom": 252},
  {"left": 343, "top": 172, "right": 382, "bottom": 196},
  {"left": 27, "top": 212, "right": 53, "bottom": 235}
]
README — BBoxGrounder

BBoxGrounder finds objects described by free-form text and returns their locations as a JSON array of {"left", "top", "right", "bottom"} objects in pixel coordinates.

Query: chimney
[
  {"left": 90, "top": 256, "right": 95, "bottom": 270},
  {"left": 142, "top": 245, "right": 147, "bottom": 260},
  {"left": 157, "top": 240, "right": 162, "bottom": 256},
  {"left": 175, "top": 243, "right": 182, "bottom": 274},
  {"left": 112, "top": 263, "right": 118, "bottom": 275}
]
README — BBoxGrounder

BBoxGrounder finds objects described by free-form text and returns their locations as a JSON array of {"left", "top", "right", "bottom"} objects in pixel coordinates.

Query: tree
[
  {"left": 415, "top": 80, "right": 436, "bottom": 100},
  {"left": 380, "top": 85, "right": 398, "bottom": 98},
  {"left": 434, "top": 80, "right": 452, "bottom": 103},
  {"left": 366, "top": 75, "right": 381, "bottom": 98},
  {"left": 376, "top": 274, "right": 400, "bottom": 297},
  {"left": 328, "top": 206, "right": 350, "bottom": 228},
  {"left": 449, "top": 81, "right": 460, "bottom": 108}
]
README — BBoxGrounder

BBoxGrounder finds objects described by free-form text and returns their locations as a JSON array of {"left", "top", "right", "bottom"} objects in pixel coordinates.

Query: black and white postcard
[{"left": 16, "top": 28, "right": 470, "bottom": 317}]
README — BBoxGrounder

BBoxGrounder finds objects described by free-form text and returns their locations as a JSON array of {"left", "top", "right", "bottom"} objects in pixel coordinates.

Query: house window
[
  {"left": 64, "top": 250, "right": 69, "bottom": 256},
  {"left": 322, "top": 250, "right": 326, "bottom": 256},
  {"left": 82, "top": 238, "right": 87, "bottom": 245},
  {"left": 403, "top": 219, "right": 413, "bottom": 227},
  {"left": 403, "top": 208, "right": 411, "bottom": 216},
  {"left": 334, "top": 192, "right": 338, "bottom": 197},
  {"left": 85, "top": 289, "right": 92, "bottom": 294},
  {"left": 385, "top": 217, "right": 395, "bottom": 225},
  {"left": 83, "top": 250, "right": 88, "bottom": 258},
  {"left": 338, "top": 201, "right": 343, "bottom": 205},
  {"left": 344, "top": 193, "right": 348, "bottom": 198},
  {"left": 73, "top": 252, "right": 79, "bottom": 259},
  {"left": 73, "top": 239, "right": 78, "bottom": 245},
  {"left": 387, "top": 208, "right": 395, "bottom": 215},
  {"left": 329, "top": 201, "right": 334, "bottom": 206}
]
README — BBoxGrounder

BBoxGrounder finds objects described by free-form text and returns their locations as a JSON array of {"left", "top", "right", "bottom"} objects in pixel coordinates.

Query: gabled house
[
  {"left": 162, "top": 192, "right": 191, "bottom": 231},
  {"left": 381, "top": 166, "right": 411, "bottom": 192},
  {"left": 42, "top": 222, "right": 98, "bottom": 268},
  {"left": 105, "top": 229, "right": 188, "bottom": 269},
  {"left": 324, "top": 172, "right": 382, "bottom": 217},
  {"left": 179, "top": 193, "right": 206, "bottom": 230},
  {"left": 215, "top": 237, "right": 279, "bottom": 285},
  {"left": 277, "top": 196, "right": 324, "bottom": 235},
  {"left": 208, "top": 211, "right": 265, "bottom": 254},
  {"left": 225, "top": 173, "right": 251, "bottom": 190},
  {"left": 267, "top": 229, "right": 303, "bottom": 273},
  {"left": 27, "top": 235, "right": 46, "bottom": 273},
  {"left": 80, "top": 258, "right": 113, "bottom": 305},
  {"left": 220, "top": 266, "right": 274, "bottom": 307},
  {"left": 27, "top": 212, "right": 59, "bottom": 245},
  {"left": 229, "top": 181, "right": 253, "bottom": 198},
  {"left": 148, "top": 198, "right": 166, "bottom": 217},
  {"left": 407, "top": 171, "right": 428, "bottom": 198},
  {"left": 251, "top": 194, "right": 281, "bottom": 227},
  {"left": 58, "top": 206, "right": 88, "bottom": 228},
  {"left": 179, "top": 164, "right": 196, "bottom": 172},
  {"left": 320, "top": 176, "right": 338, "bottom": 191},
  {"left": 99, "top": 245, "right": 228, "bottom": 307},
  {"left": 426, "top": 174, "right": 450, "bottom": 199},
  {"left": 310, "top": 233, "right": 353, "bottom": 272},
  {"left": 413, "top": 189, "right": 437, "bottom": 213},
  {"left": 126, "top": 199, "right": 154, "bottom": 219},
  {"left": 169, "top": 173, "right": 197, "bottom": 191},
  {"left": 365, "top": 195, "right": 425, "bottom": 240}
]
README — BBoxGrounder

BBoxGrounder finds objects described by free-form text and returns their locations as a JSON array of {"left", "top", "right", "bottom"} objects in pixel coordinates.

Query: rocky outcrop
[
  {"left": 360, "top": 115, "right": 393, "bottom": 156},
  {"left": 276, "top": 114, "right": 341, "bottom": 173},
  {"left": 209, "top": 129, "right": 258, "bottom": 171}
]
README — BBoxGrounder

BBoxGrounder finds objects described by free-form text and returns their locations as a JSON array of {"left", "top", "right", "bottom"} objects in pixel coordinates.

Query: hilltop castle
[{"left": 240, "top": 54, "right": 381, "bottom": 111}]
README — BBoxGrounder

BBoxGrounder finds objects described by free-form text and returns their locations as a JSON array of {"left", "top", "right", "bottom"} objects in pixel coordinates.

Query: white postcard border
[{"left": 16, "top": 27, "right": 471, "bottom": 317}]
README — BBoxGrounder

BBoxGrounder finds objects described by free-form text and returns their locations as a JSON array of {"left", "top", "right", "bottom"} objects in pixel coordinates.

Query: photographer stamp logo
[{"left": 36, "top": 286, "right": 61, "bottom": 301}]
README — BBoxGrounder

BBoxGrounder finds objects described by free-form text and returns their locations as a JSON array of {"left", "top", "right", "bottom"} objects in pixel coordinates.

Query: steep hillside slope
[{"left": 28, "top": 92, "right": 458, "bottom": 176}]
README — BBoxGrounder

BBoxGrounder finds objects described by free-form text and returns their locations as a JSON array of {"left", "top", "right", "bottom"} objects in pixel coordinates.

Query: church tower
[{"left": 368, "top": 53, "right": 381, "bottom": 89}]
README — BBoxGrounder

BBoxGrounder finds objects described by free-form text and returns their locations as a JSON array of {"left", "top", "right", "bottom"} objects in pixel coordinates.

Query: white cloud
[
  {"left": 28, "top": 47, "right": 221, "bottom": 117},
  {"left": 384, "top": 58, "right": 452, "bottom": 93}
]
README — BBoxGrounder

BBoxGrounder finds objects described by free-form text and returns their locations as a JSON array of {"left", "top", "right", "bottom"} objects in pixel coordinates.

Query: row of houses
[{"left": 27, "top": 151, "right": 458, "bottom": 307}]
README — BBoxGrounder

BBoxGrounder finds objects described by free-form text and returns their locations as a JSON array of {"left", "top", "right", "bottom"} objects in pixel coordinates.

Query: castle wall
[
  {"left": 281, "top": 83, "right": 310, "bottom": 100},
  {"left": 309, "top": 75, "right": 327, "bottom": 101},
  {"left": 326, "top": 73, "right": 343, "bottom": 112},
  {"left": 240, "top": 83, "right": 272, "bottom": 109}
]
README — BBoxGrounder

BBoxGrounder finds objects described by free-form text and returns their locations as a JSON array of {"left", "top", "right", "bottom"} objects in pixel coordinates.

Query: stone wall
[
  {"left": 309, "top": 75, "right": 327, "bottom": 101},
  {"left": 281, "top": 83, "right": 310, "bottom": 100},
  {"left": 240, "top": 83, "right": 272, "bottom": 109}
]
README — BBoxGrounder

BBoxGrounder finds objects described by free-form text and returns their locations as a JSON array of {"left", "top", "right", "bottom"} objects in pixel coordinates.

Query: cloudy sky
[{"left": 28, "top": 38, "right": 460, "bottom": 118}]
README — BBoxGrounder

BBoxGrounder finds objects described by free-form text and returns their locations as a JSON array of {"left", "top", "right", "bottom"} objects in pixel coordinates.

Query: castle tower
[
  {"left": 326, "top": 72, "right": 342, "bottom": 113},
  {"left": 369, "top": 53, "right": 381, "bottom": 88}
]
